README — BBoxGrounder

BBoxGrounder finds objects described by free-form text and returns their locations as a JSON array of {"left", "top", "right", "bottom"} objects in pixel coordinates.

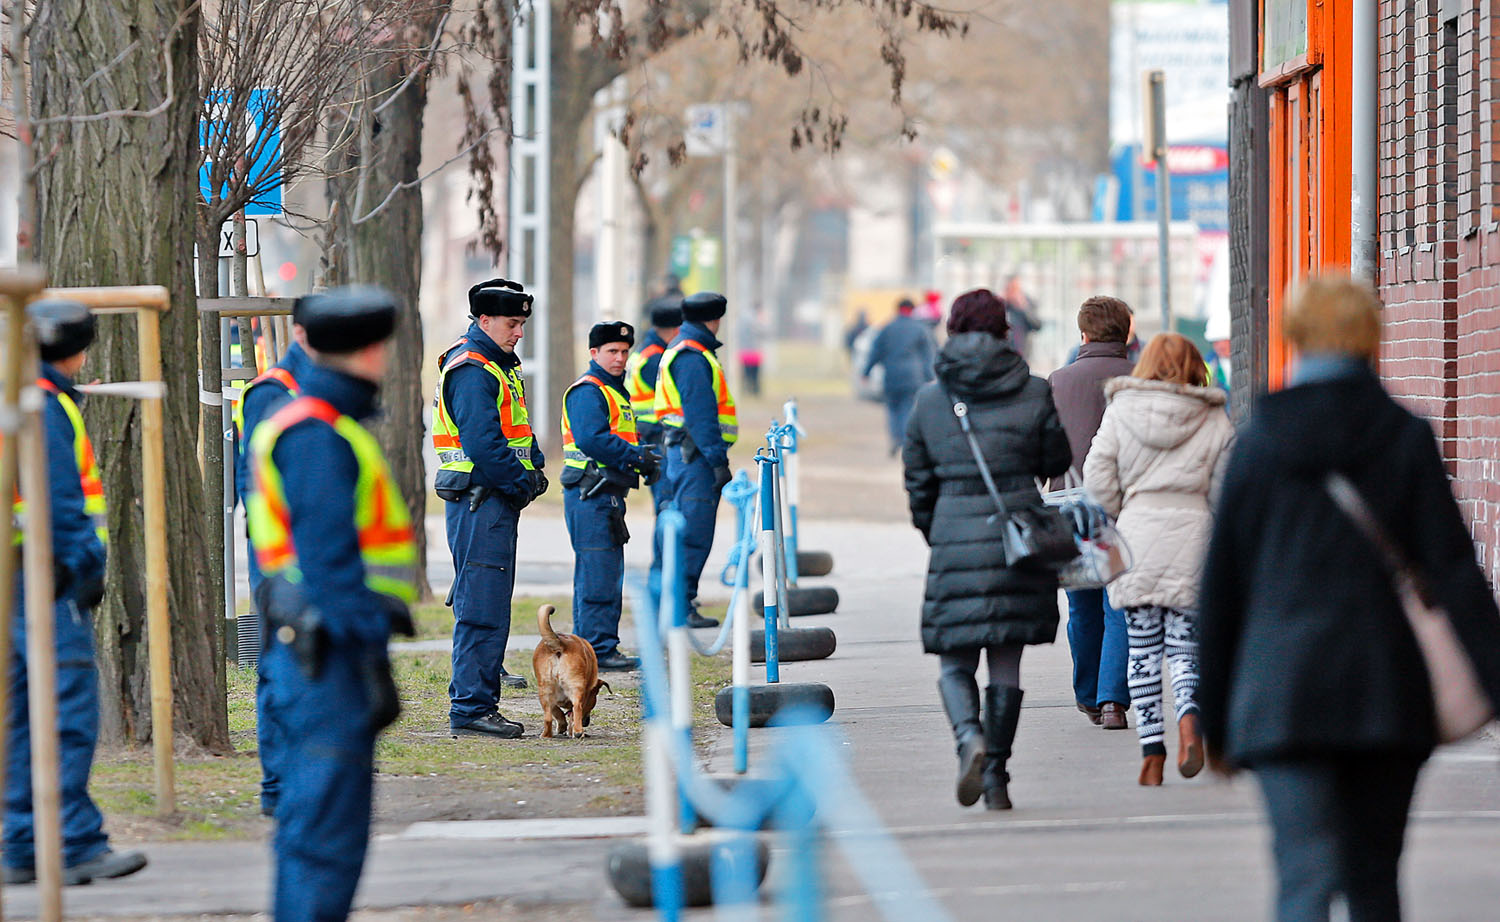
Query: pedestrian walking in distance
[
  {"left": 5, "top": 301, "right": 147, "bottom": 886},
  {"left": 902, "top": 288, "right": 1071, "bottom": 810},
  {"left": 432, "top": 279, "right": 549, "bottom": 739},
  {"left": 246, "top": 287, "right": 418, "bottom": 922},
  {"left": 1198, "top": 276, "right": 1500, "bottom": 922},
  {"left": 863, "top": 296, "right": 936, "bottom": 456},
  {"left": 1047, "top": 295, "right": 1137, "bottom": 731},
  {"left": 1083, "top": 333, "right": 1234, "bottom": 786}
]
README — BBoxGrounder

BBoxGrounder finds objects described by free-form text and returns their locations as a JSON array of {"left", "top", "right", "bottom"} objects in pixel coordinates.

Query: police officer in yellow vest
[
  {"left": 432, "top": 279, "right": 547, "bottom": 738},
  {"left": 5, "top": 301, "right": 147, "bottom": 886},
  {"left": 562, "top": 323, "right": 662, "bottom": 671},
  {"left": 626, "top": 300, "right": 681, "bottom": 512},
  {"left": 651, "top": 292, "right": 737, "bottom": 627},
  {"left": 246, "top": 286, "right": 417, "bottom": 922}
]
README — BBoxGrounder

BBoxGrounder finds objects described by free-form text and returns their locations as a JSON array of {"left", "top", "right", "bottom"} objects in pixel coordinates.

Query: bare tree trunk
[
  {"left": 31, "top": 0, "right": 229, "bottom": 750},
  {"left": 326, "top": 11, "right": 445, "bottom": 600}
]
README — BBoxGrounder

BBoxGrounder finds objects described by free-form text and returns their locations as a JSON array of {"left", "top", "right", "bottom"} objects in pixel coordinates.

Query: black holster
[
  {"left": 607, "top": 499, "right": 631, "bottom": 545},
  {"left": 262, "top": 577, "right": 328, "bottom": 679},
  {"left": 666, "top": 429, "right": 701, "bottom": 464}
]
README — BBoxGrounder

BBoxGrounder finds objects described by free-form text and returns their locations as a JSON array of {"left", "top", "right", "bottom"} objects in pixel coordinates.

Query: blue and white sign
[
  {"left": 684, "top": 103, "right": 727, "bottom": 158},
  {"left": 200, "top": 87, "right": 283, "bottom": 216}
]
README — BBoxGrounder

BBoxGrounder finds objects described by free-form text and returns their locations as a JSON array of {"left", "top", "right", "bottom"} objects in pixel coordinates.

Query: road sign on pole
[
  {"left": 684, "top": 104, "right": 727, "bottom": 157},
  {"left": 200, "top": 88, "right": 283, "bottom": 216}
]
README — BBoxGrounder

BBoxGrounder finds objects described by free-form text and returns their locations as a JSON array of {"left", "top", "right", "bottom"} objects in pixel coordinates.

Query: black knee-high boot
[
  {"left": 937, "top": 672, "right": 986, "bottom": 807},
  {"left": 982, "top": 686, "right": 1024, "bottom": 810}
]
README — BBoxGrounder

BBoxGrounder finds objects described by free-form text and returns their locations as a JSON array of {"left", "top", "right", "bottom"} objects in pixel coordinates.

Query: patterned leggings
[{"left": 1124, "top": 605, "right": 1199, "bottom": 752}]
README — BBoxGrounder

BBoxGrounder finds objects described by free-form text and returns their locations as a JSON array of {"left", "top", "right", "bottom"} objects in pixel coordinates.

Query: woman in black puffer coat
[{"left": 903, "top": 289, "right": 1072, "bottom": 810}]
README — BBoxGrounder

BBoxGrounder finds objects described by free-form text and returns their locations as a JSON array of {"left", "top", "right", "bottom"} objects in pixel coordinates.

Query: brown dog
[{"left": 533, "top": 604, "right": 611, "bottom": 739}]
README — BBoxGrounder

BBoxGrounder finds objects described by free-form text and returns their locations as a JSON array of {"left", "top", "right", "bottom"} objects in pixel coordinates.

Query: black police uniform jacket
[{"left": 902, "top": 332, "right": 1072, "bottom": 653}]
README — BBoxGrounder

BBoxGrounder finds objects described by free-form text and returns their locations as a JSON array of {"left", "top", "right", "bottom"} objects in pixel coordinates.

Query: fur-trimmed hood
[{"left": 1103, "top": 377, "right": 1227, "bottom": 451}]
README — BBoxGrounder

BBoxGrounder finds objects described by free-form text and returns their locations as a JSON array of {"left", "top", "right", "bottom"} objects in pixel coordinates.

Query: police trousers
[
  {"left": 652, "top": 446, "right": 721, "bottom": 606},
  {"left": 262, "top": 640, "right": 376, "bottom": 922},
  {"left": 3, "top": 588, "right": 109, "bottom": 870},
  {"left": 563, "top": 487, "right": 626, "bottom": 658},
  {"left": 446, "top": 493, "right": 519, "bottom": 727}
]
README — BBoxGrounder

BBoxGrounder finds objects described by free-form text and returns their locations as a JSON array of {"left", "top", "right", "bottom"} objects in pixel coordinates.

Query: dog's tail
[{"left": 537, "top": 604, "right": 566, "bottom": 654}]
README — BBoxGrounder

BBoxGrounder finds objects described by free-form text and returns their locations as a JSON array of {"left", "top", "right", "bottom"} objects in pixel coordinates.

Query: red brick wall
[{"left": 1378, "top": 0, "right": 1500, "bottom": 584}]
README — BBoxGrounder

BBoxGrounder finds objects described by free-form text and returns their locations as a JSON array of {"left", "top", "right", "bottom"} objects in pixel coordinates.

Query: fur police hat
[
  {"left": 682, "top": 291, "right": 727, "bottom": 323},
  {"left": 294, "top": 286, "right": 399, "bottom": 354},
  {"left": 649, "top": 298, "right": 684, "bottom": 329},
  {"left": 468, "top": 278, "right": 534, "bottom": 318},
  {"left": 27, "top": 299, "right": 96, "bottom": 362},
  {"left": 589, "top": 321, "right": 635, "bottom": 350}
]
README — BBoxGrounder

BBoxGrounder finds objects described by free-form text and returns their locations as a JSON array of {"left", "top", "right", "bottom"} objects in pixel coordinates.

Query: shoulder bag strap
[
  {"left": 946, "top": 388, "right": 1010, "bottom": 518},
  {"left": 1324, "top": 472, "right": 1430, "bottom": 603}
]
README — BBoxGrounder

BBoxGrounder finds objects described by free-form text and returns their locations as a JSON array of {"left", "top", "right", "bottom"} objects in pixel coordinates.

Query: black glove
[
  {"left": 52, "top": 561, "right": 73, "bottom": 602},
  {"left": 379, "top": 594, "right": 416, "bottom": 638},
  {"left": 637, "top": 446, "right": 662, "bottom": 485},
  {"left": 359, "top": 652, "right": 402, "bottom": 732},
  {"left": 712, "top": 464, "right": 733, "bottom": 493},
  {"left": 528, "top": 468, "right": 550, "bottom": 500},
  {"left": 507, "top": 485, "right": 534, "bottom": 512},
  {"left": 75, "top": 573, "right": 106, "bottom": 611}
]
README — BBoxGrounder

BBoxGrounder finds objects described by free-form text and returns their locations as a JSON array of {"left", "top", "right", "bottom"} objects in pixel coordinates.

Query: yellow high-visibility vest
[
  {"left": 561, "top": 374, "right": 638, "bottom": 471},
  {"left": 653, "top": 340, "right": 738, "bottom": 445},
  {"left": 430, "top": 336, "right": 536, "bottom": 476},
  {"left": 247, "top": 396, "right": 417, "bottom": 604}
]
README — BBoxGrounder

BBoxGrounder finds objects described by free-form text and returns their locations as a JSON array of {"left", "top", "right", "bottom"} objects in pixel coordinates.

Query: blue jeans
[
  {"left": 651, "top": 446, "right": 720, "bottom": 606},
  {"left": 446, "top": 493, "right": 519, "bottom": 727},
  {"left": 564, "top": 487, "right": 626, "bottom": 658},
  {"left": 1064, "top": 589, "right": 1128, "bottom": 708},
  {"left": 884, "top": 389, "right": 917, "bottom": 448},
  {"left": 263, "top": 641, "right": 376, "bottom": 922},
  {"left": 4, "top": 591, "right": 110, "bottom": 870}
]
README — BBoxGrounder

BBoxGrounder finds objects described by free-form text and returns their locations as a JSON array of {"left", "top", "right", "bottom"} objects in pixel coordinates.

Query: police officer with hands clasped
[
  {"left": 432, "top": 279, "right": 547, "bottom": 739},
  {"left": 233, "top": 312, "right": 314, "bottom": 818},
  {"left": 652, "top": 291, "right": 738, "bottom": 628},
  {"left": 562, "top": 322, "right": 663, "bottom": 672},
  {"left": 4, "top": 301, "right": 148, "bottom": 886},
  {"left": 246, "top": 286, "right": 418, "bottom": 922}
]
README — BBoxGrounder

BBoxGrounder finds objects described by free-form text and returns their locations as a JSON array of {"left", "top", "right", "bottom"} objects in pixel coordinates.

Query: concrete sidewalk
[{"left": 9, "top": 516, "right": 1500, "bottom": 920}]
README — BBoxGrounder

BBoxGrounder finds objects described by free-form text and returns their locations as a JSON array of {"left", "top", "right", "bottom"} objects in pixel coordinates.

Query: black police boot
[
  {"left": 982, "top": 686, "right": 1024, "bottom": 811},
  {"left": 4, "top": 864, "right": 94, "bottom": 886},
  {"left": 938, "top": 672, "right": 986, "bottom": 807},
  {"left": 453, "top": 711, "right": 524, "bottom": 739},
  {"left": 597, "top": 651, "right": 641, "bottom": 671},
  {"left": 498, "top": 667, "right": 528, "bottom": 691},
  {"left": 69, "top": 849, "right": 147, "bottom": 881},
  {"left": 685, "top": 605, "right": 719, "bottom": 629}
]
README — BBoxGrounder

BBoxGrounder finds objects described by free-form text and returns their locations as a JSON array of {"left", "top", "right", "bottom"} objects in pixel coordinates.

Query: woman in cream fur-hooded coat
[
  {"left": 1083, "top": 356, "right": 1235, "bottom": 786},
  {"left": 1084, "top": 376, "right": 1234, "bottom": 613}
]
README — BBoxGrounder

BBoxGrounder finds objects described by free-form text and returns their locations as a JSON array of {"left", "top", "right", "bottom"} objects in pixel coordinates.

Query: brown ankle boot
[
  {"left": 1177, "top": 713, "right": 1204, "bottom": 779},
  {"left": 1138, "top": 753, "right": 1165, "bottom": 786}
]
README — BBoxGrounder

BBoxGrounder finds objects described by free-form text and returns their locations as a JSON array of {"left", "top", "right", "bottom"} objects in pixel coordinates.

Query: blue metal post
[{"left": 756, "top": 453, "right": 780, "bottom": 683}]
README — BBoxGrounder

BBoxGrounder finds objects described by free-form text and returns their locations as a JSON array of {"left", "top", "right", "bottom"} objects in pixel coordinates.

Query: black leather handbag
[{"left": 947, "top": 391, "right": 1079, "bottom": 570}]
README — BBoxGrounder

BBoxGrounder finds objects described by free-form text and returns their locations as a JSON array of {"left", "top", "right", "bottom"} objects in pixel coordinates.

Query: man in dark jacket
[
  {"left": 5, "top": 301, "right": 148, "bottom": 886},
  {"left": 863, "top": 297, "right": 935, "bottom": 455},
  {"left": 432, "top": 280, "right": 548, "bottom": 738},
  {"left": 1047, "top": 295, "right": 1137, "bottom": 731},
  {"left": 561, "top": 322, "right": 658, "bottom": 670}
]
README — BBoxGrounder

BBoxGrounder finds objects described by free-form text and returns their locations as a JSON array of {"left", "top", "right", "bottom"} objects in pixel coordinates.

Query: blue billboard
[{"left": 1109, "top": 142, "right": 1228, "bottom": 233}]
